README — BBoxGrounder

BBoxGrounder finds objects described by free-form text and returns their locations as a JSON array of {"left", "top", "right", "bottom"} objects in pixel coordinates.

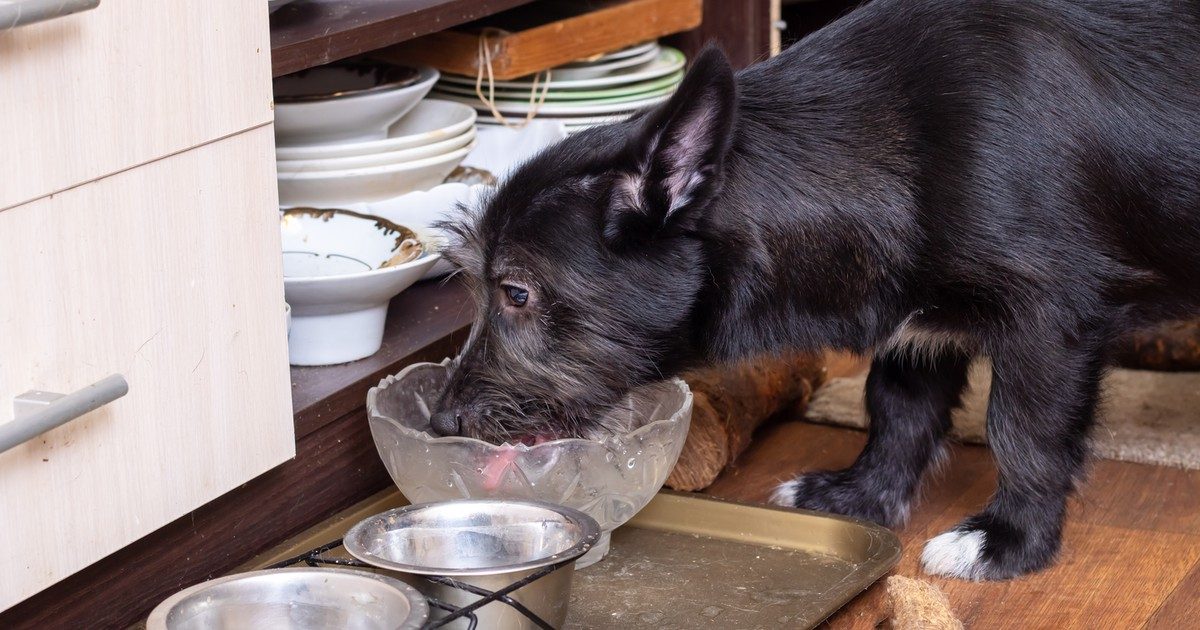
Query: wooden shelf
[{"left": 269, "top": 0, "right": 537, "bottom": 77}]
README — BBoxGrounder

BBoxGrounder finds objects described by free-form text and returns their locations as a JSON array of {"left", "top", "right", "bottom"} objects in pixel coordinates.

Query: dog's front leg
[
  {"left": 771, "top": 346, "right": 972, "bottom": 527},
  {"left": 921, "top": 329, "right": 1106, "bottom": 580}
]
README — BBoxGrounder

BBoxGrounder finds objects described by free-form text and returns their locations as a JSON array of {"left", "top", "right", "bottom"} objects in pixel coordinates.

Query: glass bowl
[{"left": 366, "top": 359, "right": 692, "bottom": 567}]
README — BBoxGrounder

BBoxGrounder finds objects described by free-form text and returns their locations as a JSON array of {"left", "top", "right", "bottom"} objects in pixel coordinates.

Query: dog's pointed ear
[{"left": 604, "top": 45, "right": 737, "bottom": 246}]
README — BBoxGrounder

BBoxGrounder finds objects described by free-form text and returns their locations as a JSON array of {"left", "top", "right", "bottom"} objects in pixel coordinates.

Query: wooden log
[
  {"left": 666, "top": 352, "right": 826, "bottom": 491},
  {"left": 1111, "top": 319, "right": 1200, "bottom": 372},
  {"left": 377, "top": 0, "right": 703, "bottom": 80}
]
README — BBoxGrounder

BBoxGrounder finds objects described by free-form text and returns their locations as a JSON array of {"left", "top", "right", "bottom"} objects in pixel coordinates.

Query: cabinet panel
[
  {"left": 0, "top": 126, "right": 293, "bottom": 611},
  {"left": 0, "top": 0, "right": 274, "bottom": 209}
]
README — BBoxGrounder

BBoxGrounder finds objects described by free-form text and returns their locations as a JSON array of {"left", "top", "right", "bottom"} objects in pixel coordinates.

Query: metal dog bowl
[
  {"left": 146, "top": 567, "right": 428, "bottom": 630},
  {"left": 344, "top": 500, "right": 600, "bottom": 629}
]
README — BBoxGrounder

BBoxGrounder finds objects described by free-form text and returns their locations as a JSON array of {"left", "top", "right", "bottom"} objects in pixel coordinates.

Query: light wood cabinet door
[
  {"left": 0, "top": 126, "right": 294, "bottom": 611},
  {"left": 0, "top": 0, "right": 274, "bottom": 210}
]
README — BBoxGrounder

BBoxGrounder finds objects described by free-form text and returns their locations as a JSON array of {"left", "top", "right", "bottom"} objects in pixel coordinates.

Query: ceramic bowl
[
  {"left": 275, "top": 64, "right": 439, "bottom": 146},
  {"left": 348, "top": 182, "right": 486, "bottom": 279},
  {"left": 276, "top": 144, "right": 472, "bottom": 207},
  {"left": 280, "top": 209, "right": 440, "bottom": 366},
  {"left": 366, "top": 359, "right": 692, "bottom": 567},
  {"left": 276, "top": 127, "right": 476, "bottom": 173},
  {"left": 276, "top": 100, "right": 477, "bottom": 160}
]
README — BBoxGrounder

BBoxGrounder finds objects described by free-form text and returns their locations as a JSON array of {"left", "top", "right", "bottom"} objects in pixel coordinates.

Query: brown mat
[{"left": 805, "top": 362, "right": 1200, "bottom": 469}]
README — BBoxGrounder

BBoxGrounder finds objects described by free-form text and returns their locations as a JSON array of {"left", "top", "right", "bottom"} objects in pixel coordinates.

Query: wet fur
[{"left": 438, "top": 0, "right": 1200, "bottom": 579}]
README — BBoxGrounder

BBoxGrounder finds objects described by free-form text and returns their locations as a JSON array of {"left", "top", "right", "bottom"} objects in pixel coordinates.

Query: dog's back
[{"left": 731, "top": 0, "right": 1200, "bottom": 343}]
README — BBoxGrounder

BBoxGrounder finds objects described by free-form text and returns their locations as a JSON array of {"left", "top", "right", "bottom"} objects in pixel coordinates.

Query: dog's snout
[{"left": 430, "top": 410, "right": 461, "bottom": 436}]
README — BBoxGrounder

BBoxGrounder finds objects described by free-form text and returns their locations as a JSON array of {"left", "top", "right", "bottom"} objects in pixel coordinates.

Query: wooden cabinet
[
  {"left": 0, "top": 3, "right": 290, "bottom": 614},
  {"left": 0, "top": 126, "right": 294, "bottom": 612},
  {"left": 0, "top": 0, "right": 275, "bottom": 210}
]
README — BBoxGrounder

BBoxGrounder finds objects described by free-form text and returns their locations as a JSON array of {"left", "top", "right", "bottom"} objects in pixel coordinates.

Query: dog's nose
[{"left": 430, "top": 410, "right": 461, "bottom": 436}]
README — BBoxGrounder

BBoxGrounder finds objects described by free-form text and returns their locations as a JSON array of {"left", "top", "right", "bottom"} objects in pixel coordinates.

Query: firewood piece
[
  {"left": 1112, "top": 319, "right": 1200, "bottom": 371},
  {"left": 885, "top": 575, "right": 964, "bottom": 630},
  {"left": 666, "top": 353, "right": 826, "bottom": 491}
]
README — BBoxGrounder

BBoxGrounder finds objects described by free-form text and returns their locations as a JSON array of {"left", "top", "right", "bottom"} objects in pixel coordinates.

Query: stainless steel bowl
[
  {"left": 344, "top": 500, "right": 600, "bottom": 629},
  {"left": 146, "top": 567, "right": 428, "bottom": 630}
]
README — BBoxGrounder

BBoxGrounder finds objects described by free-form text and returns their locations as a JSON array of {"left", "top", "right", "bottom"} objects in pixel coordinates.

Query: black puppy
[{"left": 435, "top": 0, "right": 1200, "bottom": 580}]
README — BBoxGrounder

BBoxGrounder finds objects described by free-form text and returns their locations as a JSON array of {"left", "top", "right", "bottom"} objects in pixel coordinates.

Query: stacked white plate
[
  {"left": 274, "top": 60, "right": 478, "bottom": 206},
  {"left": 432, "top": 42, "right": 686, "bottom": 134}
]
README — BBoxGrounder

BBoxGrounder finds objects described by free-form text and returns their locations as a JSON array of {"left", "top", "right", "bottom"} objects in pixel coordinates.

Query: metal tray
[
  {"left": 240, "top": 489, "right": 900, "bottom": 630},
  {"left": 566, "top": 491, "right": 900, "bottom": 629}
]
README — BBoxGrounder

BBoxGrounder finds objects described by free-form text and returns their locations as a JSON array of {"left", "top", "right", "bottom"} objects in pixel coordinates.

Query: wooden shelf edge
[{"left": 270, "top": 0, "right": 538, "bottom": 77}]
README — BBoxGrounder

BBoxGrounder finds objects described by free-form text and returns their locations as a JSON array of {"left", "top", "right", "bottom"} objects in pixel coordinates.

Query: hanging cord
[{"left": 474, "top": 28, "right": 552, "bottom": 129}]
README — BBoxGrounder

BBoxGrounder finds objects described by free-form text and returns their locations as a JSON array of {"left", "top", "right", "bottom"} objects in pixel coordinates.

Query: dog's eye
[{"left": 503, "top": 284, "right": 529, "bottom": 307}]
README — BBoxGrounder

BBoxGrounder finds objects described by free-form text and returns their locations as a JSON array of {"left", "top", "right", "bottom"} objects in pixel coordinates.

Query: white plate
[
  {"left": 277, "top": 127, "right": 476, "bottom": 172},
  {"left": 275, "top": 66, "right": 439, "bottom": 145},
  {"left": 431, "top": 70, "right": 681, "bottom": 101},
  {"left": 436, "top": 92, "right": 668, "bottom": 116},
  {"left": 461, "top": 121, "right": 570, "bottom": 180},
  {"left": 277, "top": 144, "right": 472, "bottom": 206},
  {"left": 475, "top": 113, "right": 632, "bottom": 127},
  {"left": 550, "top": 46, "right": 659, "bottom": 81},
  {"left": 563, "top": 41, "right": 657, "bottom": 66},
  {"left": 431, "top": 81, "right": 676, "bottom": 108},
  {"left": 439, "top": 47, "right": 685, "bottom": 90},
  {"left": 276, "top": 99, "right": 476, "bottom": 159}
]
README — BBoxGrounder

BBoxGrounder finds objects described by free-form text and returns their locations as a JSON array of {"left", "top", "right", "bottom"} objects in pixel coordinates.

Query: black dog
[{"left": 434, "top": 0, "right": 1200, "bottom": 580}]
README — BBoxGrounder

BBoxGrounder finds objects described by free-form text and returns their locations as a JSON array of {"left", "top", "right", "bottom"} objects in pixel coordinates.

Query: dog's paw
[
  {"left": 770, "top": 469, "right": 909, "bottom": 527},
  {"left": 921, "top": 515, "right": 1059, "bottom": 580}
]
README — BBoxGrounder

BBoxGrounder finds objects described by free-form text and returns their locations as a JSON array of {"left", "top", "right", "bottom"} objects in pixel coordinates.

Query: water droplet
[
  {"left": 446, "top": 480, "right": 454, "bottom": 487},
  {"left": 626, "top": 458, "right": 636, "bottom": 468},
  {"left": 475, "top": 467, "right": 483, "bottom": 474}
]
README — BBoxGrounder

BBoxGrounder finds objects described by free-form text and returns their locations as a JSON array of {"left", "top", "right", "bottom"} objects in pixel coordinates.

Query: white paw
[
  {"left": 770, "top": 478, "right": 802, "bottom": 507},
  {"left": 921, "top": 529, "right": 986, "bottom": 580}
]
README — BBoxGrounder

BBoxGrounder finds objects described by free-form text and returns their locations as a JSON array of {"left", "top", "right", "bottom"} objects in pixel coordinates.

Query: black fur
[{"left": 438, "top": 0, "right": 1200, "bottom": 580}]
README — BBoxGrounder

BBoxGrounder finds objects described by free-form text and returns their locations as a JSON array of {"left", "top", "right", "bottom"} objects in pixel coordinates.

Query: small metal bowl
[
  {"left": 345, "top": 500, "right": 600, "bottom": 629},
  {"left": 146, "top": 567, "right": 428, "bottom": 630}
]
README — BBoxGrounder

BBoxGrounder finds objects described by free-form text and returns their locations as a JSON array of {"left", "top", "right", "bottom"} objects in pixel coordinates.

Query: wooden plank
[
  {"left": 270, "top": 0, "right": 537, "bottom": 77},
  {"left": 0, "top": 406, "right": 391, "bottom": 630},
  {"left": 665, "top": 0, "right": 773, "bottom": 69},
  {"left": 1147, "top": 562, "right": 1200, "bottom": 629},
  {"left": 705, "top": 421, "right": 1200, "bottom": 628},
  {"left": 290, "top": 278, "right": 473, "bottom": 440},
  {"left": 378, "top": 0, "right": 703, "bottom": 80},
  {"left": 0, "top": 127, "right": 294, "bottom": 612},
  {"left": 1072, "top": 458, "right": 1200, "bottom": 535}
]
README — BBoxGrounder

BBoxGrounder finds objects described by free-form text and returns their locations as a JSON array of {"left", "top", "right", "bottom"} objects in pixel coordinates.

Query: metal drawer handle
[
  {"left": 0, "top": 374, "right": 128, "bottom": 454},
  {"left": 0, "top": 0, "right": 100, "bottom": 32}
]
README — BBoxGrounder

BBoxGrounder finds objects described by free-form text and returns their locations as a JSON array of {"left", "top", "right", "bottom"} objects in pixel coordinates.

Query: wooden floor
[{"left": 703, "top": 419, "right": 1200, "bottom": 628}]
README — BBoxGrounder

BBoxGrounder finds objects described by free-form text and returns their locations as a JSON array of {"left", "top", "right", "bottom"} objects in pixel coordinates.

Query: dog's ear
[{"left": 604, "top": 44, "right": 737, "bottom": 246}]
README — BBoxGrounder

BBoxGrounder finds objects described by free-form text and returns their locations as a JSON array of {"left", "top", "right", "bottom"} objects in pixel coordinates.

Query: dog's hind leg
[
  {"left": 921, "top": 328, "right": 1107, "bottom": 580},
  {"left": 771, "top": 346, "right": 972, "bottom": 527}
]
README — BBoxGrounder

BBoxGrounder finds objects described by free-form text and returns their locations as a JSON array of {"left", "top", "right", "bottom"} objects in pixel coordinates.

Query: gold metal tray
[
  {"left": 241, "top": 489, "right": 900, "bottom": 630},
  {"left": 566, "top": 491, "right": 901, "bottom": 629}
]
